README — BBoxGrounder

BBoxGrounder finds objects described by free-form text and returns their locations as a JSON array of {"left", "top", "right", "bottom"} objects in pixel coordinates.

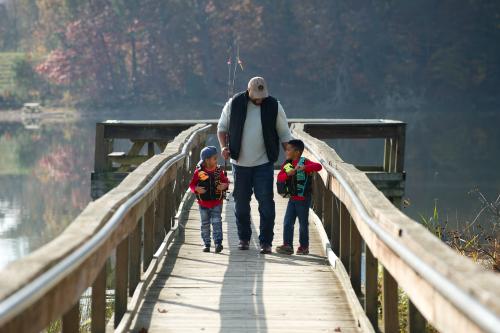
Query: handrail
[
  {"left": 0, "top": 123, "right": 211, "bottom": 332},
  {"left": 292, "top": 123, "right": 500, "bottom": 333}
]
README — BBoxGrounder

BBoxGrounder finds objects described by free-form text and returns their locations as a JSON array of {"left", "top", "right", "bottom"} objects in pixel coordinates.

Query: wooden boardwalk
[{"left": 128, "top": 173, "right": 362, "bottom": 333}]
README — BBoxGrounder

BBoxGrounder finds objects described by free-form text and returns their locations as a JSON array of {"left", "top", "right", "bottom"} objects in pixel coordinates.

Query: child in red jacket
[
  {"left": 276, "top": 140, "right": 322, "bottom": 255},
  {"left": 189, "top": 146, "right": 229, "bottom": 253}
]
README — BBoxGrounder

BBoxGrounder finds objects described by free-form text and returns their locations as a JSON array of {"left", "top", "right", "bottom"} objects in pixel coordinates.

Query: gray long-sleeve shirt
[{"left": 217, "top": 98, "right": 293, "bottom": 167}]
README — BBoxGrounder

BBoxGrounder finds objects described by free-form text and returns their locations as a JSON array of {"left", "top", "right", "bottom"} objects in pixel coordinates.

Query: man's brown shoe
[
  {"left": 238, "top": 240, "right": 250, "bottom": 250},
  {"left": 260, "top": 245, "right": 272, "bottom": 254}
]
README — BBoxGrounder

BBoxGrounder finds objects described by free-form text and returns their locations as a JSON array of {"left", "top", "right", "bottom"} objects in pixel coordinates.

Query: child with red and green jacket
[{"left": 276, "top": 140, "right": 322, "bottom": 255}]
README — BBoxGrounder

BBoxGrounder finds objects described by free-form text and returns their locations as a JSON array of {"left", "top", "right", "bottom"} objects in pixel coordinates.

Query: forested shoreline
[{"left": 1, "top": 0, "right": 499, "bottom": 109}]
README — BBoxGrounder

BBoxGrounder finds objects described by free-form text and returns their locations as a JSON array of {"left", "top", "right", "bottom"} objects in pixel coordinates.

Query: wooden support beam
[
  {"left": 349, "top": 220, "right": 362, "bottom": 295},
  {"left": 143, "top": 204, "right": 155, "bottom": 271},
  {"left": 128, "top": 219, "right": 142, "bottom": 297},
  {"left": 383, "top": 138, "right": 392, "bottom": 173},
  {"left": 408, "top": 300, "right": 426, "bottom": 333},
  {"left": 94, "top": 123, "right": 113, "bottom": 172},
  {"left": 322, "top": 184, "right": 333, "bottom": 245},
  {"left": 91, "top": 265, "right": 106, "bottom": 333},
  {"left": 395, "top": 125, "right": 406, "bottom": 173},
  {"left": 383, "top": 268, "right": 399, "bottom": 333},
  {"left": 331, "top": 196, "right": 340, "bottom": 255},
  {"left": 147, "top": 142, "right": 155, "bottom": 157},
  {"left": 62, "top": 302, "right": 80, "bottom": 333},
  {"left": 339, "top": 202, "right": 350, "bottom": 268},
  {"left": 365, "top": 245, "right": 378, "bottom": 331},
  {"left": 115, "top": 237, "right": 129, "bottom": 328}
]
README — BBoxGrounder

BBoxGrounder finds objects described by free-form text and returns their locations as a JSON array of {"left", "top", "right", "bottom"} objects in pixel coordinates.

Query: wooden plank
[
  {"left": 349, "top": 219, "right": 362, "bottom": 295},
  {"left": 62, "top": 302, "right": 79, "bottom": 333},
  {"left": 115, "top": 237, "right": 129, "bottom": 328},
  {"left": 127, "top": 175, "right": 366, "bottom": 333},
  {"left": 129, "top": 219, "right": 142, "bottom": 296},
  {"left": 364, "top": 245, "right": 378, "bottom": 330},
  {"left": 103, "top": 123, "right": 191, "bottom": 140},
  {"left": 304, "top": 123, "right": 401, "bottom": 139},
  {"left": 91, "top": 265, "right": 106, "bottom": 333},
  {"left": 382, "top": 268, "right": 399, "bottom": 333}
]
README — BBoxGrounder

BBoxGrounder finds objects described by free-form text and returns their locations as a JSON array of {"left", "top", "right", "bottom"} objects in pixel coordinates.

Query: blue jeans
[
  {"left": 283, "top": 196, "right": 312, "bottom": 248},
  {"left": 199, "top": 204, "right": 223, "bottom": 246},
  {"left": 232, "top": 162, "right": 275, "bottom": 246}
]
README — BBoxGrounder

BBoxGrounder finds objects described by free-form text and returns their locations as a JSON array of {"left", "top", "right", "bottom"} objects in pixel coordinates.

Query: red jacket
[
  {"left": 189, "top": 165, "right": 229, "bottom": 208},
  {"left": 277, "top": 158, "right": 322, "bottom": 201}
]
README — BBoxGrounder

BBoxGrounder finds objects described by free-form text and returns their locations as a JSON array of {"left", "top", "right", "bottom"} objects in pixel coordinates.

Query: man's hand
[
  {"left": 286, "top": 169, "right": 296, "bottom": 176},
  {"left": 217, "top": 183, "right": 229, "bottom": 191},
  {"left": 195, "top": 186, "right": 206, "bottom": 194},
  {"left": 221, "top": 147, "right": 230, "bottom": 160}
]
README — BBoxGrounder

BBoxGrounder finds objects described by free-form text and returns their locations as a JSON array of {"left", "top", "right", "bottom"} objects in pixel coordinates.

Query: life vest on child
[
  {"left": 196, "top": 164, "right": 226, "bottom": 201},
  {"left": 277, "top": 157, "right": 311, "bottom": 198}
]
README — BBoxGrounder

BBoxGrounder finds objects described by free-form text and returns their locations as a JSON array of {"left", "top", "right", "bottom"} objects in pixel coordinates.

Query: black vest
[
  {"left": 228, "top": 91, "right": 280, "bottom": 163},
  {"left": 196, "top": 165, "right": 225, "bottom": 201}
]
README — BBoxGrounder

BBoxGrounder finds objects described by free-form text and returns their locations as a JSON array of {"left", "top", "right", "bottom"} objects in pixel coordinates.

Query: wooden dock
[
  {"left": 1, "top": 120, "right": 498, "bottom": 333},
  {"left": 129, "top": 173, "right": 362, "bottom": 333}
]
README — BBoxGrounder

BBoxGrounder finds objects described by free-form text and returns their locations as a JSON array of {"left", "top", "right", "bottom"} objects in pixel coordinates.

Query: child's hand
[
  {"left": 286, "top": 169, "right": 296, "bottom": 176},
  {"left": 217, "top": 183, "right": 229, "bottom": 191},
  {"left": 295, "top": 165, "right": 306, "bottom": 171},
  {"left": 195, "top": 186, "right": 206, "bottom": 194}
]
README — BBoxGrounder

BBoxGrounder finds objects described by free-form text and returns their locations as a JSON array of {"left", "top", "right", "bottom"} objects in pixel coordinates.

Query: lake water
[{"left": 0, "top": 106, "right": 498, "bottom": 268}]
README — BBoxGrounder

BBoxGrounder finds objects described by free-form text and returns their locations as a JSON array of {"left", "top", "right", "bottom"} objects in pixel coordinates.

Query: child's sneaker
[
  {"left": 203, "top": 245, "right": 210, "bottom": 252},
  {"left": 215, "top": 244, "right": 223, "bottom": 253},
  {"left": 296, "top": 246, "right": 309, "bottom": 255},
  {"left": 276, "top": 244, "right": 293, "bottom": 255}
]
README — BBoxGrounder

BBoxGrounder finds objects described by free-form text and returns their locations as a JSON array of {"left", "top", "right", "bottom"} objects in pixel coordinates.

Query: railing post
[
  {"left": 339, "top": 202, "right": 350, "bottom": 268},
  {"left": 316, "top": 175, "right": 324, "bottom": 219},
  {"left": 365, "top": 245, "right": 378, "bottom": 330},
  {"left": 323, "top": 177, "right": 333, "bottom": 239},
  {"left": 129, "top": 219, "right": 142, "bottom": 296},
  {"left": 62, "top": 302, "right": 80, "bottom": 333},
  {"left": 408, "top": 300, "right": 426, "bottom": 333},
  {"left": 91, "top": 265, "right": 106, "bottom": 333},
  {"left": 349, "top": 219, "right": 362, "bottom": 295},
  {"left": 143, "top": 203, "right": 155, "bottom": 271},
  {"left": 331, "top": 196, "right": 340, "bottom": 254},
  {"left": 94, "top": 123, "right": 113, "bottom": 172},
  {"left": 383, "top": 138, "right": 392, "bottom": 172},
  {"left": 154, "top": 195, "right": 164, "bottom": 250},
  {"left": 383, "top": 267, "right": 399, "bottom": 333},
  {"left": 115, "top": 237, "right": 129, "bottom": 328}
]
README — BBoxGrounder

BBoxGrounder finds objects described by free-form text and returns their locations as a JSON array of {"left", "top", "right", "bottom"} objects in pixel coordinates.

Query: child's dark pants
[{"left": 283, "top": 195, "right": 312, "bottom": 247}]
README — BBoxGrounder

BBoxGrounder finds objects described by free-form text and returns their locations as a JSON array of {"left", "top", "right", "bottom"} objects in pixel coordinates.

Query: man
[{"left": 217, "top": 77, "right": 292, "bottom": 254}]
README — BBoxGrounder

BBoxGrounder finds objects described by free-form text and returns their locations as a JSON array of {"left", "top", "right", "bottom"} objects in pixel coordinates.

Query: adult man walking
[{"left": 217, "top": 77, "right": 292, "bottom": 254}]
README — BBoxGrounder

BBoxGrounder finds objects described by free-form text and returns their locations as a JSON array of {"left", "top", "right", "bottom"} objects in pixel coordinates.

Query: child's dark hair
[{"left": 288, "top": 139, "right": 305, "bottom": 153}]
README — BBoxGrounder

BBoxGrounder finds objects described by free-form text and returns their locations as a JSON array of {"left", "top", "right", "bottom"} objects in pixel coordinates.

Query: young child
[
  {"left": 276, "top": 140, "right": 322, "bottom": 255},
  {"left": 189, "top": 146, "right": 229, "bottom": 253}
]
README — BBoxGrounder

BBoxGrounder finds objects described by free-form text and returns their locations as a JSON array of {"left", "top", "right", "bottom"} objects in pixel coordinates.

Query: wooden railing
[
  {"left": 0, "top": 124, "right": 210, "bottom": 333},
  {"left": 292, "top": 123, "right": 500, "bottom": 333}
]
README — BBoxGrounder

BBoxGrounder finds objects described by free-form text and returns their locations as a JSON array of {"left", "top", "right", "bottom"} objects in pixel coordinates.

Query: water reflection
[{"left": 0, "top": 121, "right": 94, "bottom": 268}]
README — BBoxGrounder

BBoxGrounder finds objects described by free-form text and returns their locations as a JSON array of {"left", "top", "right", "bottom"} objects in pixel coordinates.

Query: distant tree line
[{"left": 1, "top": 0, "right": 499, "bottom": 108}]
